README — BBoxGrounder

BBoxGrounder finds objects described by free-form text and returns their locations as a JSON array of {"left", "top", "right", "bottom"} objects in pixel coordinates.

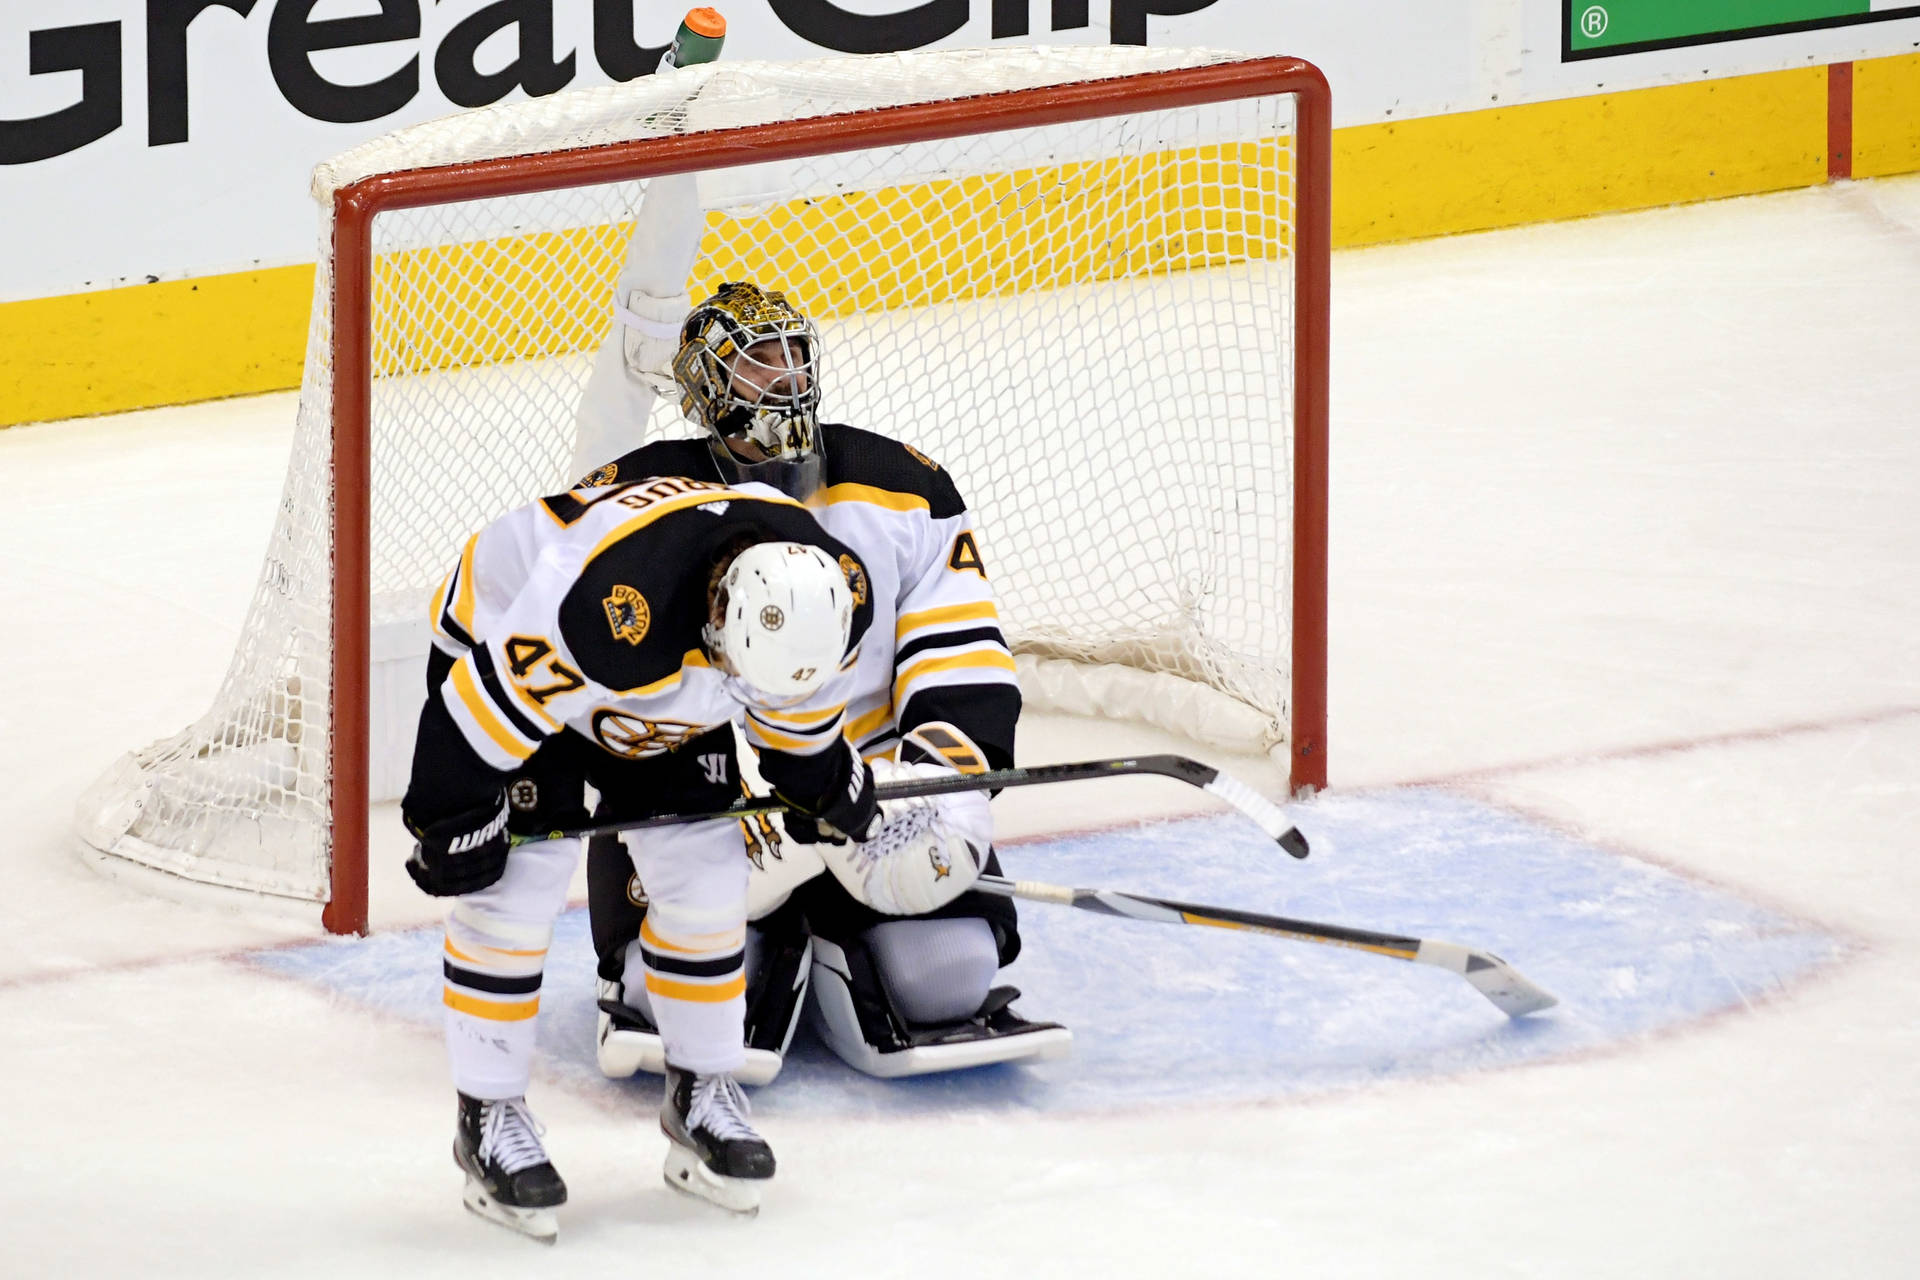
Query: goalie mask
[
  {"left": 674, "top": 282, "right": 825, "bottom": 499},
  {"left": 704, "top": 540, "right": 853, "bottom": 704}
]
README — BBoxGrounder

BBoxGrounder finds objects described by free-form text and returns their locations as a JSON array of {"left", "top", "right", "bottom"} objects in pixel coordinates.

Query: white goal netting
[{"left": 75, "top": 46, "right": 1315, "bottom": 912}]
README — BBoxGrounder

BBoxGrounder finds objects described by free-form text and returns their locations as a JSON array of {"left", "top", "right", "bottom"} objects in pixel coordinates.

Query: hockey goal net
[{"left": 74, "top": 46, "right": 1329, "bottom": 934}]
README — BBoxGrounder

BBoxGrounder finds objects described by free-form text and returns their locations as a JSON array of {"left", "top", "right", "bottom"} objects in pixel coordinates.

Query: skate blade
[
  {"left": 462, "top": 1178, "right": 558, "bottom": 1243},
  {"left": 662, "top": 1141, "right": 763, "bottom": 1216}
]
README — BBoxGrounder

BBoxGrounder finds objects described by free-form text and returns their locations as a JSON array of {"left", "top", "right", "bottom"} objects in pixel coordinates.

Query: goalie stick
[
  {"left": 972, "top": 874, "right": 1558, "bottom": 1019},
  {"left": 512, "top": 753, "right": 1310, "bottom": 858}
]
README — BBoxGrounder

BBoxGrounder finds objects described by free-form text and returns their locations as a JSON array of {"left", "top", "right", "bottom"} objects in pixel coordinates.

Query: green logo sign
[{"left": 1566, "top": 1, "right": 1920, "bottom": 61}]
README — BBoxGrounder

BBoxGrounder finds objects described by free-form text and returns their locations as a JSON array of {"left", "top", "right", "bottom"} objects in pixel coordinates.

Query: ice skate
[
  {"left": 660, "top": 1065, "right": 775, "bottom": 1215},
  {"left": 453, "top": 1093, "right": 567, "bottom": 1242}
]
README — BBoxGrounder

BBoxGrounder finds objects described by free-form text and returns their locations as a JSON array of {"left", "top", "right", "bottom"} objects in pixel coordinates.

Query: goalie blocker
[{"left": 590, "top": 724, "right": 1071, "bottom": 1080}]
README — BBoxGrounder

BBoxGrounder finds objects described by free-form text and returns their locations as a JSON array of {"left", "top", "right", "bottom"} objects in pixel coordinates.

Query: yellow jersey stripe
[
  {"left": 640, "top": 918, "right": 746, "bottom": 956},
  {"left": 895, "top": 599, "right": 999, "bottom": 638},
  {"left": 755, "top": 702, "right": 843, "bottom": 729},
  {"left": 747, "top": 708, "right": 841, "bottom": 741},
  {"left": 429, "top": 568, "right": 455, "bottom": 641},
  {"left": 644, "top": 973, "right": 748, "bottom": 1004},
  {"left": 893, "top": 650, "right": 1019, "bottom": 698},
  {"left": 612, "top": 649, "right": 711, "bottom": 697},
  {"left": 450, "top": 660, "right": 537, "bottom": 761},
  {"left": 817, "top": 481, "right": 930, "bottom": 513},
  {"left": 844, "top": 703, "right": 895, "bottom": 744},
  {"left": 451, "top": 534, "right": 479, "bottom": 639},
  {"left": 442, "top": 989, "right": 541, "bottom": 1022},
  {"left": 444, "top": 937, "right": 548, "bottom": 965},
  {"left": 747, "top": 716, "right": 844, "bottom": 754}
]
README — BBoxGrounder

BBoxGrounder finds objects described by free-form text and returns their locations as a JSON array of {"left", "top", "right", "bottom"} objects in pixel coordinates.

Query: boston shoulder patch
[
  {"left": 839, "top": 553, "right": 869, "bottom": 605},
  {"left": 603, "top": 584, "right": 650, "bottom": 645}
]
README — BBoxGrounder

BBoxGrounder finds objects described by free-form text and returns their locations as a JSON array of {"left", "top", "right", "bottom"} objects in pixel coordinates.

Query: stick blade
[
  {"left": 1418, "top": 940, "right": 1558, "bottom": 1018},
  {"left": 1199, "top": 770, "right": 1307, "bottom": 856},
  {"left": 1462, "top": 952, "right": 1559, "bottom": 1018}
]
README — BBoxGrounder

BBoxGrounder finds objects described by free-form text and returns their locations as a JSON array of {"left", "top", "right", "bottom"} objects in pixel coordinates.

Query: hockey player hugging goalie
[
  {"left": 574, "top": 175, "right": 1071, "bottom": 1088},
  {"left": 402, "top": 175, "right": 1068, "bottom": 1244}
]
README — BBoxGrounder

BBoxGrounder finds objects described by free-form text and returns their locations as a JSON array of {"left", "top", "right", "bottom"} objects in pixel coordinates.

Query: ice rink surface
[{"left": 4, "top": 174, "right": 1919, "bottom": 1276}]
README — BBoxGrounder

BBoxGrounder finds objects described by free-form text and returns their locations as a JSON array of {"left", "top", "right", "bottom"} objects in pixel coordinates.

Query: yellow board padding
[
  {"left": 1333, "top": 65, "right": 1829, "bottom": 247},
  {"left": 365, "top": 140, "right": 1295, "bottom": 376},
  {"left": 0, "top": 264, "right": 313, "bottom": 429},
  {"left": 687, "top": 142, "right": 1295, "bottom": 323},
  {"left": 1854, "top": 52, "right": 1920, "bottom": 180},
  {"left": 14, "top": 60, "right": 1920, "bottom": 429}
]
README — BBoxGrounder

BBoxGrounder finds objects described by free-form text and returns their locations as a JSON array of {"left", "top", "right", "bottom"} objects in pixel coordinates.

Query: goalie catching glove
[
  {"left": 815, "top": 723, "right": 994, "bottom": 916},
  {"left": 403, "top": 794, "right": 511, "bottom": 897}
]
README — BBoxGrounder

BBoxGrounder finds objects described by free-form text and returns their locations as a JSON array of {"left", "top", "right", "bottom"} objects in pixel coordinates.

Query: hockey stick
[
  {"left": 973, "top": 874, "right": 1558, "bottom": 1018},
  {"left": 513, "top": 754, "right": 1310, "bottom": 858}
]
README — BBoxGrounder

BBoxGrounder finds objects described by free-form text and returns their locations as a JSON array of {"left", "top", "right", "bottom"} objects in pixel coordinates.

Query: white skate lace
[
  {"left": 687, "top": 1074, "right": 759, "bottom": 1143},
  {"left": 479, "top": 1097, "right": 550, "bottom": 1175}
]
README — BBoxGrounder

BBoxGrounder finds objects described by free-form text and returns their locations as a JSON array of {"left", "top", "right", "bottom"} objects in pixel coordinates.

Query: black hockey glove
[
  {"left": 778, "top": 756, "right": 879, "bottom": 846},
  {"left": 404, "top": 795, "right": 512, "bottom": 897}
]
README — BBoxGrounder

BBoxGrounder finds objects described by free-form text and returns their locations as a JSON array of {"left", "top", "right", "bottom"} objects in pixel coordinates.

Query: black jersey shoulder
[
  {"left": 545, "top": 441, "right": 719, "bottom": 528},
  {"left": 588, "top": 437, "right": 720, "bottom": 491},
  {"left": 556, "top": 487, "right": 875, "bottom": 692},
  {"left": 819, "top": 423, "right": 968, "bottom": 520}
]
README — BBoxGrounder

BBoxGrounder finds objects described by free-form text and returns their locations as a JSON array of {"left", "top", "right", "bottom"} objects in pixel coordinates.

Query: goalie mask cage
[{"left": 74, "top": 47, "right": 1329, "bottom": 935}]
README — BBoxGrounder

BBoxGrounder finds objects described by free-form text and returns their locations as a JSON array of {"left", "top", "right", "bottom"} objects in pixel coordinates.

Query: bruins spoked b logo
[
  {"left": 592, "top": 710, "right": 700, "bottom": 759},
  {"left": 603, "top": 584, "right": 650, "bottom": 645},
  {"left": 759, "top": 605, "right": 785, "bottom": 630}
]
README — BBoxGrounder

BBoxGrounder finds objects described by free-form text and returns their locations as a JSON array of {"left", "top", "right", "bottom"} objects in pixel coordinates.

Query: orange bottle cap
[{"left": 683, "top": 8, "right": 726, "bottom": 38}]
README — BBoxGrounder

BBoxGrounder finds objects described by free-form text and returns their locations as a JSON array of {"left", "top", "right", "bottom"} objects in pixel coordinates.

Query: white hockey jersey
[
  {"left": 592, "top": 425, "right": 1022, "bottom": 768},
  {"left": 421, "top": 474, "right": 875, "bottom": 779}
]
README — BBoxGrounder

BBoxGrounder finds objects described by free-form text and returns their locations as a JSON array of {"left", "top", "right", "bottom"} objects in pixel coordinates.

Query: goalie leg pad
[
  {"left": 598, "top": 907, "right": 809, "bottom": 1087},
  {"left": 806, "top": 930, "right": 1071, "bottom": 1078},
  {"left": 865, "top": 916, "right": 998, "bottom": 1025}
]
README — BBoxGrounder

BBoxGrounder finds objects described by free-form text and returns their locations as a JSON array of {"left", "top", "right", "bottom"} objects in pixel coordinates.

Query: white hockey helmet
[{"left": 704, "top": 541, "right": 853, "bottom": 702}]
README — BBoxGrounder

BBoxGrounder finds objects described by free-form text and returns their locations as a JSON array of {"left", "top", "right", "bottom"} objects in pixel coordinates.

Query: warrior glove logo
[
  {"left": 603, "top": 585, "right": 651, "bottom": 645},
  {"left": 449, "top": 805, "right": 509, "bottom": 854}
]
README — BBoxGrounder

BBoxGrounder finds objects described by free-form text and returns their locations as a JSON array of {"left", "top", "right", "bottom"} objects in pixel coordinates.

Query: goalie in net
[{"left": 573, "top": 173, "right": 1071, "bottom": 1087}]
